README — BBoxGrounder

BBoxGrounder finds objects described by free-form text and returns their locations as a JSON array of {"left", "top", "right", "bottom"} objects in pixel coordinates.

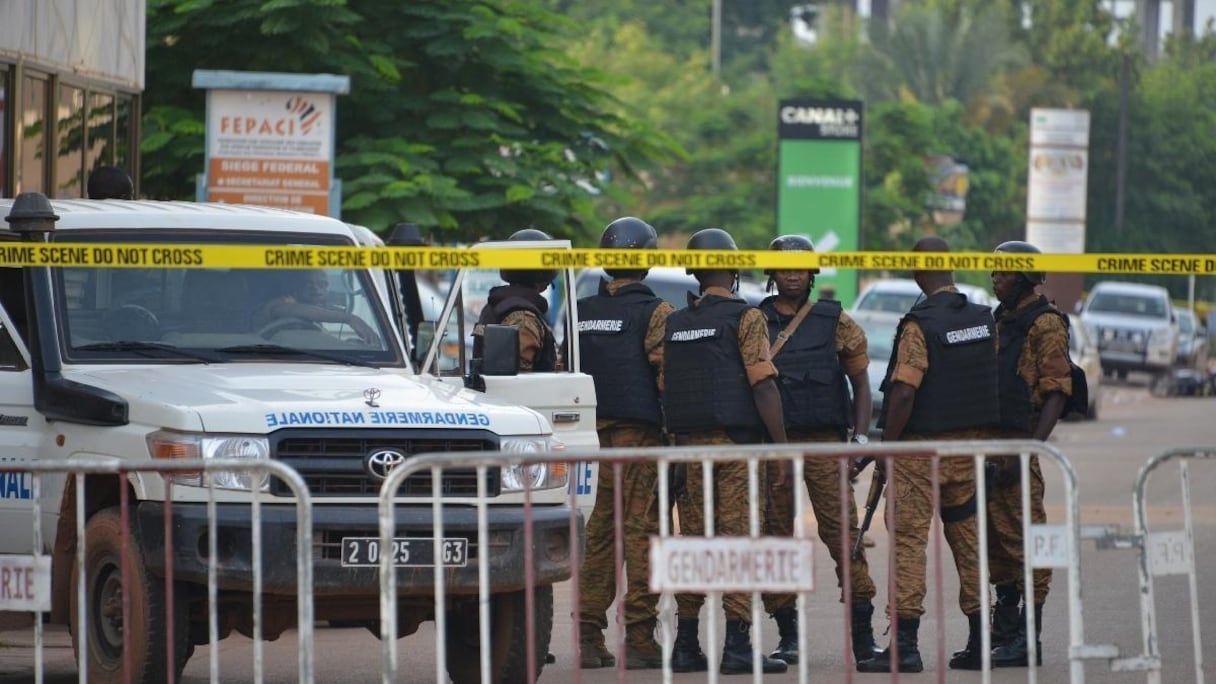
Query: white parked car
[
  {"left": 853, "top": 277, "right": 995, "bottom": 314},
  {"left": 1173, "top": 307, "right": 1208, "bottom": 370},
  {"left": 1068, "top": 313, "right": 1102, "bottom": 420},
  {"left": 573, "top": 267, "right": 769, "bottom": 306},
  {"left": 852, "top": 310, "right": 902, "bottom": 431},
  {"left": 1079, "top": 281, "right": 1178, "bottom": 380}
]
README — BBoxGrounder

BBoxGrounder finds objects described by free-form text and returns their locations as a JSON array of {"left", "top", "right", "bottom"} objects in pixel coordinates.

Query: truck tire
[
  {"left": 444, "top": 585, "right": 554, "bottom": 684},
  {"left": 70, "top": 507, "right": 190, "bottom": 684}
]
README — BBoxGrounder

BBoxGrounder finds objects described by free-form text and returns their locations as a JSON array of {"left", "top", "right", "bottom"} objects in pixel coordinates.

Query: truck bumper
[{"left": 135, "top": 502, "right": 581, "bottom": 596}]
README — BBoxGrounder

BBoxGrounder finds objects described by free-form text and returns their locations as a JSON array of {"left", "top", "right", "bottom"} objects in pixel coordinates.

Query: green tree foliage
[
  {"left": 856, "top": 2, "right": 1025, "bottom": 108},
  {"left": 143, "top": 0, "right": 677, "bottom": 241},
  {"left": 561, "top": 21, "right": 781, "bottom": 247}
]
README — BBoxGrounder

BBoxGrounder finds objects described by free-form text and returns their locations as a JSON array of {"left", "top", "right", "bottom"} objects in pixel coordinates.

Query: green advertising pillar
[{"left": 776, "top": 99, "right": 863, "bottom": 307}]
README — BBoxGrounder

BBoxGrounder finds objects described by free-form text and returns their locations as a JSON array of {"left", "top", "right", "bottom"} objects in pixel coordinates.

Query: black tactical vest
[
  {"left": 996, "top": 295, "right": 1065, "bottom": 433},
  {"left": 759, "top": 297, "right": 851, "bottom": 433},
  {"left": 879, "top": 290, "right": 998, "bottom": 435},
  {"left": 472, "top": 284, "right": 557, "bottom": 372},
  {"left": 662, "top": 294, "right": 762, "bottom": 436},
  {"left": 577, "top": 281, "right": 664, "bottom": 425}
]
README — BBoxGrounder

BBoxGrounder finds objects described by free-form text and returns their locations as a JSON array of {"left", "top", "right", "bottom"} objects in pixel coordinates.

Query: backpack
[{"left": 1063, "top": 322, "right": 1089, "bottom": 417}]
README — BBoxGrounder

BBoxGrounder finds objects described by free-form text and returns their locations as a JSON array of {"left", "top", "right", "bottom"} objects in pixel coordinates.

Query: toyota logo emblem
[
  {"left": 365, "top": 449, "right": 407, "bottom": 480},
  {"left": 363, "top": 388, "right": 382, "bottom": 408}
]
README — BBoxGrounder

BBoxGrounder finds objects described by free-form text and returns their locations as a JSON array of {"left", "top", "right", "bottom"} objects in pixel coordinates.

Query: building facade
[{"left": 0, "top": 0, "right": 144, "bottom": 199}]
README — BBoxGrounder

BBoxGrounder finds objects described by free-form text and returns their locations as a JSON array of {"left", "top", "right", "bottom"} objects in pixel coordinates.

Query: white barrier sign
[
  {"left": 1147, "top": 530, "right": 1191, "bottom": 576},
  {"left": 1029, "top": 524, "right": 1071, "bottom": 568},
  {"left": 649, "top": 537, "right": 813, "bottom": 593},
  {"left": 0, "top": 555, "right": 51, "bottom": 611}
]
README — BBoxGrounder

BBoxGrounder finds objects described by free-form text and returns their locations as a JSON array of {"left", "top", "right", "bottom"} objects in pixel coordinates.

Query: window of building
[
  {"left": 56, "top": 84, "right": 86, "bottom": 198},
  {"left": 0, "top": 65, "right": 9, "bottom": 197},
  {"left": 87, "top": 92, "right": 116, "bottom": 174},
  {"left": 115, "top": 94, "right": 134, "bottom": 175},
  {"left": 20, "top": 73, "right": 48, "bottom": 195}
]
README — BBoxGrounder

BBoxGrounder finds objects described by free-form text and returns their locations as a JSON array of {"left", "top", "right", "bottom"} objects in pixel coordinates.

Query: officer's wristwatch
[{"left": 852, "top": 433, "right": 869, "bottom": 445}]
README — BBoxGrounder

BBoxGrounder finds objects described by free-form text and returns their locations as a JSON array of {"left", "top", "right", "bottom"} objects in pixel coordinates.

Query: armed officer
[
  {"left": 983, "top": 240, "right": 1073, "bottom": 668},
  {"left": 576, "top": 217, "right": 674, "bottom": 670},
  {"left": 858, "top": 236, "right": 1000, "bottom": 673},
  {"left": 472, "top": 228, "right": 558, "bottom": 371},
  {"left": 757, "top": 235, "right": 881, "bottom": 666},
  {"left": 662, "top": 227, "right": 789, "bottom": 676}
]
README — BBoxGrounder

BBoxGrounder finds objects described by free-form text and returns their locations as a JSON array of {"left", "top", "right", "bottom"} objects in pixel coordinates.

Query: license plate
[{"left": 340, "top": 537, "right": 469, "bottom": 567}]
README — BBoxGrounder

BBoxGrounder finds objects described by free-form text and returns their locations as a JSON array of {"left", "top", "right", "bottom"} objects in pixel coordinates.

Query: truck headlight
[
  {"left": 147, "top": 430, "right": 271, "bottom": 491},
  {"left": 499, "top": 436, "right": 567, "bottom": 491},
  {"left": 1149, "top": 327, "right": 1171, "bottom": 344}
]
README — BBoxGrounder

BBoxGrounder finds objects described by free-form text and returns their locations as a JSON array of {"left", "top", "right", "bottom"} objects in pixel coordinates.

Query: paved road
[{"left": 2, "top": 376, "right": 1213, "bottom": 683}]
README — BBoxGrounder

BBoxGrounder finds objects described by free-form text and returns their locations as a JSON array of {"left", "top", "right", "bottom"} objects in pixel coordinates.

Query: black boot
[
  {"left": 670, "top": 618, "right": 708, "bottom": 673},
  {"left": 768, "top": 607, "right": 799, "bottom": 664},
  {"left": 856, "top": 617, "right": 923, "bottom": 673},
  {"left": 720, "top": 619, "right": 789, "bottom": 675},
  {"left": 850, "top": 600, "right": 882, "bottom": 663},
  {"left": 992, "top": 602, "right": 1044, "bottom": 667},
  {"left": 991, "top": 585, "right": 1023, "bottom": 650},
  {"left": 948, "top": 612, "right": 985, "bottom": 670}
]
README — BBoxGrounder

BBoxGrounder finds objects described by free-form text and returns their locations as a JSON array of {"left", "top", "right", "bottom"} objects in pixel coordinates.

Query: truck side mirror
[{"left": 479, "top": 324, "right": 520, "bottom": 376}]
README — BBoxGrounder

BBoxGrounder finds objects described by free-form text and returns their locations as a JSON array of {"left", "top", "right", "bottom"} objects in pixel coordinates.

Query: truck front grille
[
  {"left": 268, "top": 429, "right": 500, "bottom": 497},
  {"left": 1099, "top": 327, "right": 1148, "bottom": 353}
]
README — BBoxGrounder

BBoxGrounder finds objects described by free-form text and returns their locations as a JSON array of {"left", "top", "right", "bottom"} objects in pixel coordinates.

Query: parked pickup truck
[{"left": 0, "top": 194, "right": 597, "bottom": 684}]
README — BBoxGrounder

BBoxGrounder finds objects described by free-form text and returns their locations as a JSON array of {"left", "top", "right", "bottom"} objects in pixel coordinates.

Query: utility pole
[
  {"left": 711, "top": 0, "right": 722, "bottom": 76},
  {"left": 1173, "top": 0, "right": 1195, "bottom": 37},
  {"left": 1115, "top": 53, "right": 1129, "bottom": 238}
]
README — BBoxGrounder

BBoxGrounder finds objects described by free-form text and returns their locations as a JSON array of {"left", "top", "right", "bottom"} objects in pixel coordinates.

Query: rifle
[{"left": 851, "top": 463, "right": 886, "bottom": 560}]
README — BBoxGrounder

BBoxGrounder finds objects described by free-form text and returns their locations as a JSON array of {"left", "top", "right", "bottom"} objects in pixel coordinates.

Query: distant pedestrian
[
  {"left": 662, "top": 227, "right": 789, "bottom": 676},
  {"left": 86, "top": 166, "right": 134, "bottom": 200},
  {"left": 577, "top": 217, "right": 674, "bottom": 670},
  {"left": 858, "top": 236, "right": 1000, "bottom": 673}
]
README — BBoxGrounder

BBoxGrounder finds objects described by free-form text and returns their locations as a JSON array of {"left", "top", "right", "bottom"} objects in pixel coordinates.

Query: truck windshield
[
  {"left": 51, "top": 230, "right": 402, "bottom": 366},
  {"left": 1086, "top": 292, "right": 1168, "bottom": 319}
]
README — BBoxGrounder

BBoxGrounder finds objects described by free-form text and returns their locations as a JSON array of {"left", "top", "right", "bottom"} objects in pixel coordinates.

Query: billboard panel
[
  {"left": 776, "top": 99, "right": 863, "bottom": 307},
  {"left": 204, "top": 89, "right": 336, "bottom": 216}
]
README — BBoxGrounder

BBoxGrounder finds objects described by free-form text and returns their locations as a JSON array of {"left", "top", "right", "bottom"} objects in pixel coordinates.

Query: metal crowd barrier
[
  {"left": 378, "top": 439, "right": 1100, "bottom": 683},
  {"left": 1122, "top": 447, "right": 1213, "bottom": 684},
  {"left": 2, "top": 456, "right": 313, "bottom": 684}
]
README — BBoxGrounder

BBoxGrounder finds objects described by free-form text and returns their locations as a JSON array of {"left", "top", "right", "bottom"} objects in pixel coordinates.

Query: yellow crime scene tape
[{"left": 0, "top": 243, "right": 1215, "bottom": 275}]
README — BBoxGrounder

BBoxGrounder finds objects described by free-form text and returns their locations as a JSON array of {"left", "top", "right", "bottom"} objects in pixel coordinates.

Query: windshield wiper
[
  {"left": 217, "top": 344, "right": 377, "bottom": 368},
  {"left": 74, "top": 341, "right": 225, "bottom": 363}
]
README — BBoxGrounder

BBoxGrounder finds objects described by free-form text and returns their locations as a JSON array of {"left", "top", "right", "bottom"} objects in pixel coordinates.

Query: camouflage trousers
[
  {"left": 888, "top": 448, "right": 981, "bottom": 619},
  {"left": 577, "top": 422, "right": 662, "bottom": 629},
  {"left": 674, "top": 431, "right": 759, "bottom": 623},
  {"left": 987, "top": 453, "right": 1052, "bottom": 604},
  {"left": 764, "top": 431, "right": 877, "bottom": 615}
]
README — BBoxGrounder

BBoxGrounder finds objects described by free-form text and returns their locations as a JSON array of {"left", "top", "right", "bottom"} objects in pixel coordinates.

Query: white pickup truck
[{"left": 0, "top": 194, "right": 597, "bottom": 684}]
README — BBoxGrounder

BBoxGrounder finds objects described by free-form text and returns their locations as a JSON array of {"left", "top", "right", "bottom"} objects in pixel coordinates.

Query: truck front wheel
[
  {"left": 444, "top": 585, "right": 553, "bottom": 684},
  {"left": 70, "top": 507, "right": 191, "bottom": 684}
]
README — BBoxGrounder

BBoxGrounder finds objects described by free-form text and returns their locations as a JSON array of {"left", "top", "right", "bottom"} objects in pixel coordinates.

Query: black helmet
[
  {"left": 600, "top": 217, "right": 657, "bottom": 278},
  {"left": 500, "top": 228, "right": 556, "bottom": 286},
  {"left": 685, "top": 227, "right": 738, "bottom": 277},
  {"left": 766, "top": 234, "right": 819, "bottom": 277},
  {"left": 686, "top": 227, "right": 737, "bottom": 251},
  {"left": 600, "top": 216, "right": 657, "bottom": 249},
  {"left": 994, "top": 240, "right": 1045, "bottom": 285}
]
